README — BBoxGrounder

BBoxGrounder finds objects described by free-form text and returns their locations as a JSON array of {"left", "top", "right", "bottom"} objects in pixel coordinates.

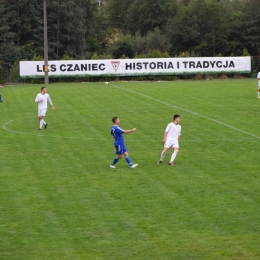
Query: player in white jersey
[
  {"left": 257, "top": 71, "right": 260, "bottom": 98},
  {"left": 35, "top": 86, "right": 55, "bottom": 130},
  {"left": 158, "top": 115, "right": 181, "bottom": 166}
]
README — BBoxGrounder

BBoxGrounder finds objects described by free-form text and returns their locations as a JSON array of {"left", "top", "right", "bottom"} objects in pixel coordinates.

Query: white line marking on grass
[
  {"left": 2, "top": 117, "right": 40, "bottom": 136},
  {"left": 2, "top": 117, "right": 106, "bottom": 141},
  {"left": 112, "top": 84, "right": 260, "bottom": 140},
  {"left": 2, "top": 118, "right": 254, "bottom": 144}
]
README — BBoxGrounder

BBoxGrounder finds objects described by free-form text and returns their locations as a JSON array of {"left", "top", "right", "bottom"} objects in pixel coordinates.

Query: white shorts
[
  {"left": 38, "top": 108, "right": 47, "bottom": 117},
  {"left": 164, "top": 139, "right": 179, "bottom": 149}
]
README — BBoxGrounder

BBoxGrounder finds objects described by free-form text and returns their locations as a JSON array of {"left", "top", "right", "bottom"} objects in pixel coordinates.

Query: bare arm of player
[
  {"left": 51, "top": 104, "right": 55, "bottom": 110},
  {"left": 124, "top": 128, "right": 136, "bottom": 134}
]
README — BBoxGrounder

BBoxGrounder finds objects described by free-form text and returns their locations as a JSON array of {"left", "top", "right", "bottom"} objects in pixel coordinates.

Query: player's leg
[
  {"left": 38, "top": 114, "right": 44, "bottom": 130},
  {"left": 110, "top": 155, "right": 121, "bottom": 168},
  {"left": 41, "top": 108, "right": 48, "bottom": 128},
  {"left": 38, "top": 109, "right": 47, "bottom": 130},
  {"left": 169, "top": 148, "right": 178, "bottom": 165},
  {"left": 110, "top": 146, "right": 122, "bottom": 168},
  {"left": 158, "top": 145, "right": 169, "bottom": 164},
  {"left": 39, "top": 116, "right": 46, "bottom": 129},
  {"left": 123, "top": 149, "right": 138, "bottom": 168},
  {"left": 42, "top": 117, "right": 48, "bottom": 128},
  {"left": 258, "top": 82, "right": 260, "bottom": 98},
  {"left": 169, "top": 141, "right": 179, "bottom": 165},
  {"left": 0, "top": 85, "right": 3, "bottom": 102}
]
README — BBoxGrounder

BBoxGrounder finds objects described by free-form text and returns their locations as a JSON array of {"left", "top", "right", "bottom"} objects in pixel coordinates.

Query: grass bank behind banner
[{"left": 1, "top": 79, "right": 260, "bottom": 260}]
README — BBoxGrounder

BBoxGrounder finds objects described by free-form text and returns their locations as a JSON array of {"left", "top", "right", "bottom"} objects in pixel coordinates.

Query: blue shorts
[{"left": 114, "top": 144, "right": 127, "bottom": 154}]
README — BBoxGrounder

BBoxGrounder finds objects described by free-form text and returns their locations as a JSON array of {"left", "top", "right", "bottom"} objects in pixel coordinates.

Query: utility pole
[{"left": 43, "top": 0, "right": 49, "bottom": 84}]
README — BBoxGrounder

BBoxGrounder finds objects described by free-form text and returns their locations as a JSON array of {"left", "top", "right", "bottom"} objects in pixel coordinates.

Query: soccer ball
[{"left": 105, "top": 82, "right": 109, "bottom": 85}]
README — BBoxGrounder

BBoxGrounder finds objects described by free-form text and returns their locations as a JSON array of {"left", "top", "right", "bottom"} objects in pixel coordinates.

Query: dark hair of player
[
  {"left": 41, "top": 86, "right": 46, "bottom": 91},
  {"left": 112, "top": 117, "right": 119, "bottom": 123},
  {"left": 173, "top": 114, "right": 180, "bottom": 120}
]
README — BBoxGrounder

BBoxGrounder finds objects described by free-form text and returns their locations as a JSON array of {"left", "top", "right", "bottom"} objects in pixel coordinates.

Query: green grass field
[{"left": 1, "top": 79, "right": 260, "bottom": 259}]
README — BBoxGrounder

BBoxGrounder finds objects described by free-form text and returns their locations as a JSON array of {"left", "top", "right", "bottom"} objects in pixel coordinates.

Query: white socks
[
  {"left": 160, "top": 150, "right": 179, "bottom": 163},
  {"left": 39, "top": 119, "right": 44, "bottom": 129},
  {"left": 160, "top": 150, "right": 167, "bottom": 161},
  {"left": 170, "top": 150, "right": 178, "bottom": 163},
  {"left": 39, "top": 119, "right": 46, "bottom": 129}
]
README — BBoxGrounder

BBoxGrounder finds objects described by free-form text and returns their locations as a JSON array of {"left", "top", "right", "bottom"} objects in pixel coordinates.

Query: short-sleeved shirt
[
  {"left": 111, "top": 125, "right": 125, "bottom": 146},
  {"left": 165, "top": 122, "right": 181, "bottom": 141},
  {"left": 35, "top": 93, "right": 52, "bottom": 109}
]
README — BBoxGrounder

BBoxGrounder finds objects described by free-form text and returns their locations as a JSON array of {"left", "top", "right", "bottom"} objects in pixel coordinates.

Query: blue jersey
[{"left": 111, "top": 125, "right": 125, "bottom": 146}]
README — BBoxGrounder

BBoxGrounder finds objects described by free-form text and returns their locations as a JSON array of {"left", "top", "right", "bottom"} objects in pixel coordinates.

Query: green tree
[
  {"left": 0, "top": 63, "right": 4, "bottom": 84},
  {"left": 240, "top": 0, "right": 260, "bottom": 56},
  {"left": 0, "top": 41, "right": 20, "bottom": 63},
  {"left": 106, "top": 0, "right": 134, "bottom": 34},
  {"left": 0, "top": 0, "right": 258, "bottom": 65},
  {"left": 133, "top": 28, "right": 171, "bottom": 55},
  {"left": 166, "top": 2, "right": 201, "bottom": 56},
  {"left": 0, "top": 0, "right": 43, "bottom": 61},
  {"left": 242, "top": 48, "right": 250, "bottom": 56},
  {"left": 61, "top": 53, "right": 73, "bottom": 60},
  {"left": 11, "top": 0, "right": 43, "bottom": 58},
  {"left": 91, "top": 52, "right": 100, "bottom": 60},
  {"left": 0, "top": 0, "right": 18, "bottom": 43},
  {"left": 200, "top": 0, "right": 230, "bottom": 56},
  {"left": 166, "top": 0, "right": 230, "bottom": 56},
  {"left": 32, "top": 55, "right": 43, "bottom": 61},
  {"left": 47, "top": 0, "right": 97, "bottom": 59},
  {"left": 108, "top": 34, "right": 134, "bottom": 59},
  {"left": 146, "top": 28, "right": 171, "bottom": 54},
  {"left": 133, "top": 31, "right": 147, "bottom": 55},
  {"left": 148, "top": 50, "right": 170, "bottom": 58},
  {"left": 226, "top": 0, "right": 244, "bottom": 56},
  {"left": 127, "top": 0, "right": 174, "bottom": 36},
  {"left": 9, "top": 60, "right": 20, "bottom": 83},
  {"left": 88, "top": 7, "right": 111, "bottom": 55}
]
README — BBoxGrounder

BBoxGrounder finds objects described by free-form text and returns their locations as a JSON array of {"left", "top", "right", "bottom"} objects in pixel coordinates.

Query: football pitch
[{"left": 1, "top": 79, "right": 260, "bottom": 259}]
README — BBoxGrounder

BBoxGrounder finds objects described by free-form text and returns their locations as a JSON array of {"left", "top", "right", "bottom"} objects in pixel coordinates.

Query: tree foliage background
[{"left": 0, "top": 0, "right": 260, "bottom": 65}]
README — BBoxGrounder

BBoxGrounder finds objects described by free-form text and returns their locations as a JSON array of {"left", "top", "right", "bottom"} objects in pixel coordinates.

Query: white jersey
[
  {"left": 35, "top": 93, "right": 53, "bottom": 109},
  {"left": 165, "top": 122, "right": 181, "bottom": 141}
]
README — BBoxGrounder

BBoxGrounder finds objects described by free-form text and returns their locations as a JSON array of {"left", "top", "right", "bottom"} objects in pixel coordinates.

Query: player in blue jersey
[
  {"left": 0, "top": 84, "right": 3, "bottom": 102},
  {"left": 110, "top": 117, "right": 138, "bottom": 168}
]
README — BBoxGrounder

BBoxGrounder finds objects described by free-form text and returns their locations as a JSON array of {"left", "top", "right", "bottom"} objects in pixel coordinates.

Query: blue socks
[
  {"left": 111, "top": 157, "right": 120, "bottom": 166},
  {"left": 111, "top": 156, "right": 133, "bottom": 166},
  {"left": 125, "top": 156, "right": 133, "bottom": 166}
]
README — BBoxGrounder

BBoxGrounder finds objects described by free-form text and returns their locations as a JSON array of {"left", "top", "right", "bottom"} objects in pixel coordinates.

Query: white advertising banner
[{"left": 20, "top": 57, "right": 251, "bottom": 78}]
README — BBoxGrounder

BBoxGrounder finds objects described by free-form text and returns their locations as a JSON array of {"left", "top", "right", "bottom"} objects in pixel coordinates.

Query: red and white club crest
[{"left": 111, "top": 61, "right": 120, "bottom": 72}]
